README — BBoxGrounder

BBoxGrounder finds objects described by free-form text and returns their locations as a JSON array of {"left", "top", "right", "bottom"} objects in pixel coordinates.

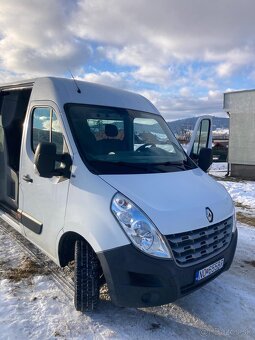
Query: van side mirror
[
  {"left": 34, "top": 142, "right": 57, "bottom": 178},
  {"left": 56, "top": 152, "right": 72, "bottom": 178},
  {"left": 198, "top": 147, "right": 213, "bottom": 172},
  {"left": 34, "top": 142, "right": 72, "bottom": 178}
]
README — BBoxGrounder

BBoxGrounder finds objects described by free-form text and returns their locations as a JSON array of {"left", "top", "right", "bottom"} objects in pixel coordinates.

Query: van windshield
[{"left": 65, "top": 104, "right": 196, "bottom": 174}]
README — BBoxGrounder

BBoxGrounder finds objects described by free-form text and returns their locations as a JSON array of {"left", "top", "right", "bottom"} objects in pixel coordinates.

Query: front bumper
[{"left": 97, "top": 229, "right": 238, "bottom": 307}]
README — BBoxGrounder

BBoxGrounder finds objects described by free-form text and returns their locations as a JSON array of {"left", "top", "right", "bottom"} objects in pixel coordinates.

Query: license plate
[{"left": 195, "top": 258, "right": 224, "bottom": 281}]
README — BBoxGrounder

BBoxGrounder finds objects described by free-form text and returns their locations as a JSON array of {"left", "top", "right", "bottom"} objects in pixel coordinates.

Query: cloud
[
  {"left": 74, "top": 0, "right": 255, "bottom": 50},
  {"left": 213, "top": 48, "right": 255, "bottom": 77},
  {"left": 132, "top": 65, "right": 171, "bottom": 86},
  {"left": 1, "top": 0, "right": 255, "bottom": 80},
  {"left": 0, "top": 0, "right": 91, "bottom": 77},
  {"left": 208, "top": 90, "right": 222, "bottom": 101},
  {"left": 39, "top": 116, "right": 49, "bottom": 121},
  {"left": 74, "top": 1, "right": 255, "bottom": 68},
  {"left": 179, "top": 87, "right": 191, "bottom": 97},
  {"left": 78, "top": 71, "right": 132, "bottom": 89},
  {"left": 139, "top": 89, "right": 226, "bottom": 121},
  {"left": 0, "top": 0, "right": 254, "bottom": 119}
]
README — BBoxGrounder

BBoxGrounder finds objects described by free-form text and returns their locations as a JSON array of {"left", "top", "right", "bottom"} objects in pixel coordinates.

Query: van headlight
[{"left": 111, "top": 193, "right": 171, "bottom": 258}]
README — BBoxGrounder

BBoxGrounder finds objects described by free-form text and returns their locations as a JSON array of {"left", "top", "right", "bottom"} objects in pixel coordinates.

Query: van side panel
[{"left": 64, "top": 157, "right": 130, "bottom": 253}]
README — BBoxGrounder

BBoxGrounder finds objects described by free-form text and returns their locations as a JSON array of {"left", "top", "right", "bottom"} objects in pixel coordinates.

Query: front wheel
[{"left": 74, "top": 239, "right": 100, "bottom": 312}]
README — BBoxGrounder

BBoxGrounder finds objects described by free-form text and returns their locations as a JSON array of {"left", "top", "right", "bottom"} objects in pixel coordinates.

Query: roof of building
[{"left": 224, "top": 88, "right": 255, "bottom": 113}]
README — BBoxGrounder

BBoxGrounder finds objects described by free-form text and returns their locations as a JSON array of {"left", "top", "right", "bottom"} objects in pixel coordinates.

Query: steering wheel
[{"left": 136, "top": 143, "right": 156, "bottom": 152}]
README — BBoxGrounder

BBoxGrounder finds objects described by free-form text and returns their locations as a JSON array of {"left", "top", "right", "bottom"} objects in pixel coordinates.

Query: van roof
[{"left": 0, "top": 77, "right": 159, "bottom": 115}]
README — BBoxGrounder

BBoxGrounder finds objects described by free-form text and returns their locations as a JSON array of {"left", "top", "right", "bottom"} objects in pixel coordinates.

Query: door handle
[{"left": 22, "top": 174, "right": 33, "bottom": 183}]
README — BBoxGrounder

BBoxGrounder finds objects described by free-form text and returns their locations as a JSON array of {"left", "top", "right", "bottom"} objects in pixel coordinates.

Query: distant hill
[{"left": 168, "top": 116, "right": 229, "bottom": 135}]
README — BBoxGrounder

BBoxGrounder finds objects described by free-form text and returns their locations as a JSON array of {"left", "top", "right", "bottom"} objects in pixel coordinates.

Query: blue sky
[{"left": 0, "top": 0, "right": 255, "bottom": 121}]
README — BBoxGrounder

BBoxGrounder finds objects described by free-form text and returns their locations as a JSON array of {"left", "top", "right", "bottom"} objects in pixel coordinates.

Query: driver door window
[{"left": 32, "top": 107, "right": 64, "bottom": 153}]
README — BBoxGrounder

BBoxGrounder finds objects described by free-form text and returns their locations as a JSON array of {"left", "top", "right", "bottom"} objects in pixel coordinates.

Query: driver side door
[{"left": 19, "top": 104, "right": 70, "bottom": 260}]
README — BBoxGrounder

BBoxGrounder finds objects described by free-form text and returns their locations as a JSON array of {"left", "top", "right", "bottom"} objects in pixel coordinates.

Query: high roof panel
[{"left": 1, "top": 77, "right": 159, "bottom": 115}]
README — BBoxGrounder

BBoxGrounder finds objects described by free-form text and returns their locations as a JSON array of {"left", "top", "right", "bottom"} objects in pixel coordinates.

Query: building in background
[{"left": 224, "top": 90, "right": 255, "bottom": 180}]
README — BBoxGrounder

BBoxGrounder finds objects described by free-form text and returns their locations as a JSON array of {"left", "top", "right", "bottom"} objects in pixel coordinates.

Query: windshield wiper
[
  {"left": 117, "top": 161, "right": 196, "bottom": 172},
  {"left": 89, "top": 160, "right": 163, "bottom": 173},
  {"left": 152, "top": 160, "right": 195, "bottom": 170},
  {"left": 116, "top": 161, "right": 161, "bottom": 172},
  {"left": 151, "top": 161, "right": 185, "bottom": 170}
]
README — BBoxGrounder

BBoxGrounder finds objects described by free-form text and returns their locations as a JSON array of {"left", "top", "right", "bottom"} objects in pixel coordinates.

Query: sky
[{"left": 0, "top": 0, "right": 254, "bottom": 121}]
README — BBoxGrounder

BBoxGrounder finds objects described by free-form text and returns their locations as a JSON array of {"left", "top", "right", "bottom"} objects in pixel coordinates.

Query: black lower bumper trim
[{"left": 97, "top": 229, "right": 238, "bottom": 308}]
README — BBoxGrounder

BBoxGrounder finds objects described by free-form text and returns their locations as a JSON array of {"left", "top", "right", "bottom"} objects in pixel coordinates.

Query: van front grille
[{"left": 166, "top": 217, "right": 233, "bottom": 266}]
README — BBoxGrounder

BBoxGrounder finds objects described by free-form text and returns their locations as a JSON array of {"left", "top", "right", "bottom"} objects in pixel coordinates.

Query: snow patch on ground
[
  {"left": 0, "top": 222, "right": 254, "bottom": 339},
  {"left": 209, "top": 162, "right": 228, "bottom": 177},
  {"left": 210, "top": 162, "right": 228, "bottom": 172},
  {"left": 219, "top": 181, "right": 255, "bottom": 209}
]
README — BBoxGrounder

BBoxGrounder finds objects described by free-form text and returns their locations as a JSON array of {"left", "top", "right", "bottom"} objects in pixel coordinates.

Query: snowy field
[{"left": 0, "top": 167, "right": 255, "bottom": 340}]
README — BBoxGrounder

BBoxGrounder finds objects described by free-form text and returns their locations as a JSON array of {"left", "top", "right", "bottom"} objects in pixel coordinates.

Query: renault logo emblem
[{"left": 206, "top": 207, "right": 213, "bottom": 223}]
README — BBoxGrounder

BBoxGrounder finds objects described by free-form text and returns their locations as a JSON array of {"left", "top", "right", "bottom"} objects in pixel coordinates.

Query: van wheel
[{"left": 74, "top": 239, "right": 100, "bottom": 312}]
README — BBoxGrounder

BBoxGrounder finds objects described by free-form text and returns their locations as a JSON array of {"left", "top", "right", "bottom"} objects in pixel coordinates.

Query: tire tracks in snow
[{"left": 0, "top": 219, "right": 74, "bottom": 302}]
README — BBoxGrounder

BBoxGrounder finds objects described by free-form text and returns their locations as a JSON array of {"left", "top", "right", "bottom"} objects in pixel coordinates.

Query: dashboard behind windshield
[{"left": 65, "top": 103, "right": 196, "bottom": 174}]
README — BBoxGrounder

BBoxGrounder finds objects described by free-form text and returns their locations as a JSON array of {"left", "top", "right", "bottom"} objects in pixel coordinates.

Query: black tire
[{"left": 74, "top": 239, "right": 100, "bottom": 312}]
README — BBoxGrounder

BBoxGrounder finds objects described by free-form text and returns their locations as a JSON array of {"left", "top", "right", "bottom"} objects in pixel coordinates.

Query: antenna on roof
[{"left": 68, "top": 69, "right": 81, "bottom": 94}]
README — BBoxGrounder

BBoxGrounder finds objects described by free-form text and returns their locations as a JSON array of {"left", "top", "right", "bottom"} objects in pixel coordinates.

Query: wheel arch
[{"left": 58, "top": 231, "right": 85, "bottom": 267}]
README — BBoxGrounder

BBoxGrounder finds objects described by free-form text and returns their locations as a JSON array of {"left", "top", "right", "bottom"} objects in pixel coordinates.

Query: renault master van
[{"left": 0, "top": 77, "right": 237, "bottom": 312}]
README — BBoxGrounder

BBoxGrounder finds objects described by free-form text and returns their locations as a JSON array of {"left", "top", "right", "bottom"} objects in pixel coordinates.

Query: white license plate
[{"left": 195, "top": 258, "right": 224, "bottom": 281}]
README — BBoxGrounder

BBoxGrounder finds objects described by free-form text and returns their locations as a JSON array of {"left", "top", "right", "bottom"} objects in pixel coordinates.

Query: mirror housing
[
  {"left": 34, "top": 142, "right": 72, "bottom": 178},
  {"left": 34, "top": 142, "right": 57, "bottom": 178},
  {"left": 198, "top": 147, "right": 213, "bottom": 172},
  {"left": 56, "top": 152, "right": 72, "bottom": 178}
]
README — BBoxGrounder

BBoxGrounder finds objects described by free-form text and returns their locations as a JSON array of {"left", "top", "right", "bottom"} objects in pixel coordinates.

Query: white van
[{"left": 0, "top": 77, "right": 237, "bottom": 312}]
